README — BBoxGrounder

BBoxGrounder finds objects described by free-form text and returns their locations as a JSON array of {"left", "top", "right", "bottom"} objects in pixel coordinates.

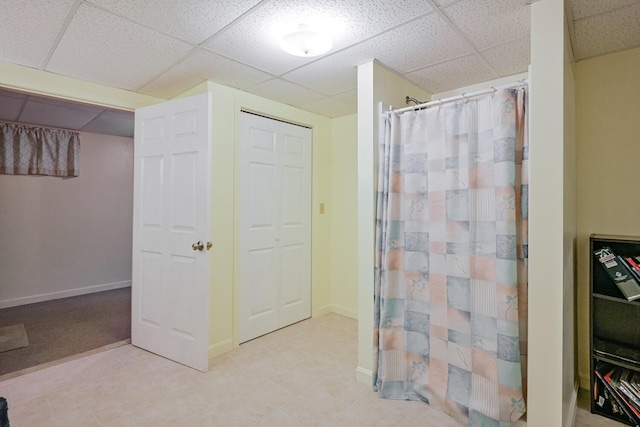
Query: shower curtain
[{"left": 373, "top": 88, "right": 528, "bottom": 426}]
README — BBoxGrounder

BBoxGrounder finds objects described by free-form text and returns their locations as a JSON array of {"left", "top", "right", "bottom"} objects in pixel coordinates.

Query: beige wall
[
  {"left": 0, "top": 132, "right": 134, "bottom": 307},
  {"left": 575, "top": 46, "right": 640, "bottom": 389},
  {"left": 330, "top": 113, "right": 358, "bottom": 318}
]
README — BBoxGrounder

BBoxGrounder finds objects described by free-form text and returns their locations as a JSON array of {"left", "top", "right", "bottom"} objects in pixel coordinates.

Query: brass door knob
[{"left": 192, "top": 241, "right": 204, "bottom": 251}]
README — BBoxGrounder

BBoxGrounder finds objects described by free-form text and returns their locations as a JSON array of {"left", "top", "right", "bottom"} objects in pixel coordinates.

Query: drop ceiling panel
[
  {"left": 299, "top": 90, "right": 357, "bottom": 118},
  {"left": 1, "top": 0, "right": 639, "bottom": 121},
  {"left": 203, "top": 0, "right": 434, "bottom": 75},
  {"left": 46, "top": 3, "right": 194, "bottom": 91},
  {"left": 443, "top": 0, "right": 531, "bottom": 50},
  {"left": 87, "top": 0, "right": 263, "bottom": 45},
  {"left": 572, "top": 3, "right": 640, "bottom": 60},
  {"left": 81, "top": 109, "right": 134, "bottom": 137},
  {"left": 283, "top": 12, "right": 471, "bottom": 96},
  {"left": 139, "top": 49, "right": 272, "bottom": 99},
  {"left": 570, "top": 0, "right": 639, "bottom": 20},
  {"left": 406, "top": 54, "right": 497, "bottom": 94},
  {"left": 282, "top": 52, "right": 362, "bottom": 96},
  {"left": 433, "top": 0, "right": 458, "bottom": 6},
  {"left": 480, "top": 37, "right": 531, "bottom": 78},
  {"left": 0, "top": 0, "right": 76, "bottom": 68},
  {"left": 248, "top": 78, "right": 326, "bottom": 108},
  {"left": 19, "top": 100, "right": 101, "bottom": 130}
]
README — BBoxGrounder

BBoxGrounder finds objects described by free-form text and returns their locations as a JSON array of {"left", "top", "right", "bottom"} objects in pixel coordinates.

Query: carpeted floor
[{"left": 0, "top": 287, "right": 131, "bottom": 378}]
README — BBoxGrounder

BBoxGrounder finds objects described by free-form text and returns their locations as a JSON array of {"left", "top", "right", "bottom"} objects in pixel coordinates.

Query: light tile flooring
[{"left": 0, "top": 313, "right": 625, "bottom": 426}]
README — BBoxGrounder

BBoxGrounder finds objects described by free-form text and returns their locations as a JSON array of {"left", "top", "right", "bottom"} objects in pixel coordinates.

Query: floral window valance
[{"left": 0, "top": 122, "right": 80, "bottom": 177}]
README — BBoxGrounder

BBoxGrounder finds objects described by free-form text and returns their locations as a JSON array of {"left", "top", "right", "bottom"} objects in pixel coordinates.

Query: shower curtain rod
[{"left": 388, "top": 79, "right": 528, "bottom": 115}]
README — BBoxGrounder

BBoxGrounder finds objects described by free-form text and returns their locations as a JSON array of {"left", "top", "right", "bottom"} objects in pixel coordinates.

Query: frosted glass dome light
[{"left": 280, "top": 25, "right": 333, "bottom": 57}]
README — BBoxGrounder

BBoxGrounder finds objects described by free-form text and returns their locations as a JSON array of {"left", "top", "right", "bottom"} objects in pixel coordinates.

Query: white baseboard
[
  {"left": 566, "top": 378, "right": 580, "bottom": 427},
  {"left": 355, "top": 366, "right": 372, "bottom": 385},
  {"left": 327, "top": 304, "right": 358, "bottom": 319},
  {"left": 209, "top": 338, "right": 234, "bottom": 359},
  {"left": 0, "top": 280, "right": 131, "bottom": 309},
  {"left": 315, "top": 304, "right": 333, "bottom": 317}
]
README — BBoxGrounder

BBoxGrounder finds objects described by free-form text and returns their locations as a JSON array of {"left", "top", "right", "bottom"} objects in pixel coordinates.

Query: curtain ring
[
  {"left": 462, "top": 93, "right": 468, "bottom": 104},
  {"left": 491, "top": 87, "right": 496, "bottom": 98}
]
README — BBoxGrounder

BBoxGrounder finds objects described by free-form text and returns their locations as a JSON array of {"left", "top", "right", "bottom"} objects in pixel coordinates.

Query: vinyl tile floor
[{"left": 0, "top": 313, "right": 623, "bottom": 426}]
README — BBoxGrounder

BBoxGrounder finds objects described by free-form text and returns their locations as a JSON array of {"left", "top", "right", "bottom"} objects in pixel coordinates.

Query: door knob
[{"left": 192, "top": 241, "right": 204, "bottom": 251}]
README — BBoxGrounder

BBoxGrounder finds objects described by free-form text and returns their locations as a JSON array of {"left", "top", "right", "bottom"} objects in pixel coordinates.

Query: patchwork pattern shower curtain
[{"left": 373, "top": 89, "right": 528, "bottom": 426}]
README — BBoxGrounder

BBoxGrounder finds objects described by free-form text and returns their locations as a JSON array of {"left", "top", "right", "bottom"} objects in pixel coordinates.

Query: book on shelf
[
  {"left": 622, "top": 257, "right": 640, "bottom": 283},
  {"left": 613, "top": 369, "right": 640, "bottom": 413},
  {"left": 595, "top": 372, "right": 626, "bottom": 418},
  {"left": 596, "top": 363, "right": 640, "bottom": 425},
  {"left": 594, "top": 246, "right": 640, "bottom": 301},
  {"left": 594, "top": 338, "right": 640, "bottom": 367}
]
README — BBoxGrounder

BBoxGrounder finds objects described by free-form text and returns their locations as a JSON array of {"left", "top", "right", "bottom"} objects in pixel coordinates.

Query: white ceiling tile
[
  {"left": 405, "top": 55, "right": 497, "bottom": 94},
  {"left": 0, "top": 0, "right": 76, "bottom": 68},
  {"left": 298, "top": 94, "right": 356, "bottom": 118},
  {"left": 248, "top": 78, "right": 326, "bottom": 108},
  {"left": 87, "top": 0, "right": 262, "bottom": 44},
  {"left": 283, "top": 13, "right": 470, "bottom": 96},
  {"left": 443, "top": 0, "right": 531, "bottom": 50},
  {"left": 332, "top": 89, "right": 358, "bottom": 107},
  {"left": 203, "top": 0, "right": 433, "bottom": 75},
  {"left": 481, "top": 37, "right": 530, "bottom": 77},
  {"left": 573, "top": 3, "right": 640, "bottom": 60},
  {"left": 432, "top": 0, "right": 458, "bottom": 6},
  {"left": 35, "top": 94, "right": 106, "bottom": 114},
  {"left": 19, "top": 100, "right": 101, "bottom": 130},
  {"left": 369, "top": 12, "right": 471, "bottom": 73},
  {"left": 570, "top": 0, "right": 639, "bottom": 20},
  {"left": 46, "top": 3, "right": 194, "bottom": 91},
  {"left": 81, "top": 109, "right": 134, "bottom": 137},
  {"left": 282, "top": 54, "right": 360, "bottom": 96},
  {"left": 139, "top": 49, "right": 273, "bottom": 99}
]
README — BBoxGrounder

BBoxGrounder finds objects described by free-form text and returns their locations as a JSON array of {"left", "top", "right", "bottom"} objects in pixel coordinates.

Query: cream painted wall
[
  {"left": 356, "top": 60, "right": 431, "bottom": 382},
  {"left": 528, "top": 0, "right": 577, "bottom": 425},
  {"left": 575, "top": 46, "right": 640, "bottom": 389},
  {"left": 0, "top": 132, "right": 134, "bottom": 307},
  {"left": 178, "top": 82, "right": 334, "bottom": 357},
  {"left": 330, "top": 113, "right": 358, "bottom": 319}
]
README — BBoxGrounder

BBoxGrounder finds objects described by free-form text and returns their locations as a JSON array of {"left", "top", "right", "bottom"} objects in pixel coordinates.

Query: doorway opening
[{"left": 0, "top": 87, "right": 134, "bottom": 378}]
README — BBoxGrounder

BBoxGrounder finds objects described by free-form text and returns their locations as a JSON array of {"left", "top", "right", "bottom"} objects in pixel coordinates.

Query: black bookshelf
[{"left": 590, "top": 234, "right": 640, "bottom": 426}]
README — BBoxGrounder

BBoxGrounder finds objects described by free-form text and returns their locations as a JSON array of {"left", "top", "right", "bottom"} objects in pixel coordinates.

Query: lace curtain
[{"left": 0, "top": 123, "right": 80, "bottom": 177}]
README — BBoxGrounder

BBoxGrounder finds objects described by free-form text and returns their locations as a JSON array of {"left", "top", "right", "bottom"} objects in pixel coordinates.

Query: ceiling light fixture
[{"left": 280, "top": 24, "right": 333, "bottom": 57}]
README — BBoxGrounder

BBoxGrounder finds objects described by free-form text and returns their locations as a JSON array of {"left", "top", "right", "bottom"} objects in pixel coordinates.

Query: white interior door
[
  {"left": 239, "top": 112, "right": 311, "bottom": 343},
  {"left": 132, "top": 93, "right": 211, "bottom": 371}
]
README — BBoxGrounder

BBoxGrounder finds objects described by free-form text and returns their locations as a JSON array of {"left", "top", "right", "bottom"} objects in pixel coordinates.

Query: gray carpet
[
  {"left": 0, "top": 287, "right": 130, "bottom": 377},
  {"left": 0, "top": 324, "right": 28, "bottom": 353}
]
